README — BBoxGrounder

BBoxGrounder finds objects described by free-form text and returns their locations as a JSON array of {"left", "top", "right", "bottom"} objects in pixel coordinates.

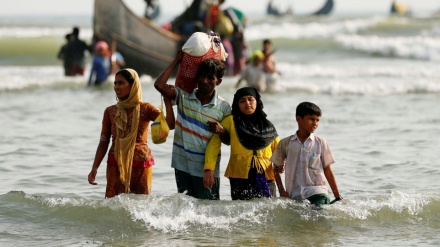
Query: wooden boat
[
  {"left": 267, "top": 0, "right": 334, "bottom": 17},
  {"left": 93, "top": 0, "right": 184, "bottom": 77},
  {"left": 390, "top": 0, "right": 412, "bottom": 17},
  {"left": 267, "top": 0, "right": 293, "bottom": 17},
  {"left": 313, "top": 0, "right": 334, "bottom": 16}
]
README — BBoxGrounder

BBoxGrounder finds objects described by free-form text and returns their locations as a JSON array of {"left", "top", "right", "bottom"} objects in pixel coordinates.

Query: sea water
[{"left": 0, "top": 13, "right": 440, "bottom": 246}]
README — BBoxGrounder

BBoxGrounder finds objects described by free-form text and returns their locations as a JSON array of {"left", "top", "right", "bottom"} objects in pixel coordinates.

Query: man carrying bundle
[{"left": 154, "top": 32, "right": 230, "bottom": 200}]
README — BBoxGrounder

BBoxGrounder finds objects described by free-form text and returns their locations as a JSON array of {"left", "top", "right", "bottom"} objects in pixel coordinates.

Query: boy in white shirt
[{"left": 271, "top": 102, "right": 343, "bottom": 207}]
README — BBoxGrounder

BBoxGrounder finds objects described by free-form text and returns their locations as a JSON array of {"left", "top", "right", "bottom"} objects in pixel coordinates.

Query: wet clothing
[
  {"left": 307, "top": 193, "right": 331, "bottom": 207},
  {"left": 64, "top": 38, "right": 91, "bottom": 76},
  {"left": 106, "top": 159, "right": 153, "bottom": 198},
  {"left": 270, "top": 133, "right": 335, "bottom": 200},
  {"left": 171, "top": 87, "right": 231, "bottom": 199},
  {"left": 88, "top": 55, "right": 111, "bottom": 86},
  {"left": 175, "top": 169, "right": 220, "bottom": 200},
  {"left": 205, "top": 115, "right": 279, "bottom": 180},
  {"left": 171, "top": 87, "right": 231, "bottom": 178},
  {"left": 100, "top": 102, "right": 160, "bottom": 197},
  {"left": 237, "top": 65, "right": 266, "bottom": 94},
  {"left": 205, "top": 87, "right": 279, "bottom": 200}
]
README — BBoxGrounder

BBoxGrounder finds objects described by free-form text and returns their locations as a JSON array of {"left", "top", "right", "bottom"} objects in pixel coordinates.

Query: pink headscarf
[{"left": 95, "top": 41, "right": 109, "bottom": 51}]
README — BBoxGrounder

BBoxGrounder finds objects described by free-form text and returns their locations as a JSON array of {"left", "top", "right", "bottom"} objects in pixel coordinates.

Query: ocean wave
[
  {"left": 0, "top": 66, "right": 152, "bottom": 91},
  {"left": 1, "top": 190, "right": 438, "bottom": 234},
  {"left": 0, "top": 27, "right": 93, "bottom": 38},
  {"left": 335, "top": 34, "right": 440, "bottom": 61},
  {"left": 277, "top": 62, "right": 440, "bottom": 79},
  {"left": 1, "top": 191, "right": 439, "bottom": 246},
  {"left": 245, "top": 17, "right": 382, "bottom": 40},
  {"left": 274, "top": 62, "right": 440, "bottom": 95}
]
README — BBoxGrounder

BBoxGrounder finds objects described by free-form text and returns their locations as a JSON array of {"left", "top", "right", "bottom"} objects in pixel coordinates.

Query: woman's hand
[
  {"left": 88, "top": 168, "right": 98, "bottom": 185},
  {"left": 203, "top": 170, "right": 214, "bottom": 189}
]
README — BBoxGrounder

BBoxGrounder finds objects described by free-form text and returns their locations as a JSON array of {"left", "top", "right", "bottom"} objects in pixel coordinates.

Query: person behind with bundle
[
  {"left": 87, "top": 69, "right": 174, "bottom": 198},
  {"left": 154, "top": 51, "right": 231, "bottom": 200},
  {"left": 88, "top": 41, "right": 111, "bottom": 86},
  {"left": 235, "top": 50, "right": 266, "bottom": 92},
  {"left": 204, "top": 87, "right": 279, "bottom": 200},
  {"left": 271, "top": 102, "right": 343, "bottom": 207}
]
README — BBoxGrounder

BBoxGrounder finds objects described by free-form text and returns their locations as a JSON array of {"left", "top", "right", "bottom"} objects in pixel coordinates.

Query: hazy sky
[{"left": 1, "top": 0, "right": 439, "bottom": 16}]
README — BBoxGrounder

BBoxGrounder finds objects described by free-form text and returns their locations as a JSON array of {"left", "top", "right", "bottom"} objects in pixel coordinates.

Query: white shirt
[
  {"left": 240, "top": 65, "right": 266, "bottom": 92},
  {"left": 271, "top": 133, "right": 335, "bottom": 200}
]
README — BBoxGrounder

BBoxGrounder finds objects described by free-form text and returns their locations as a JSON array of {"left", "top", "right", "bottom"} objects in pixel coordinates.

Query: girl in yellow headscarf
[{"left": 88, "top": 68, "right": 175, "bottom": 198}]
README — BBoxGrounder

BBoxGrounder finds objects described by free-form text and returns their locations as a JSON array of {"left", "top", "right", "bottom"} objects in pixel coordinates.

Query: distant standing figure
[
  {"left": 66, "top": 26, "right": 92, "bottom": 76},
  {"left": 262, "top": 39, "right": 280, "bottom": 92},
  {"left": 87, "top": 69, "right": 175, "bottom": 198},
  {"left": 271, "top": 102, "right": 343, "bottom": 207},
  {"left": 236, "top": 50, "right": 266, "bottom": 92},
  {"left": 57, "top": 33, "right": 72, "bottom": 76},
  {"left": 88, "top": 41, "right": 111, "bottom": 86}
]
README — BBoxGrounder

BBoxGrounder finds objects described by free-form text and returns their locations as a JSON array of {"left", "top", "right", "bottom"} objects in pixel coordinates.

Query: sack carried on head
[
  {"left": 175, "top": 32, "right": 228, "bottom": 92},
  {"left": 151, "top": 97, "right": 170, "bottom": 144}
]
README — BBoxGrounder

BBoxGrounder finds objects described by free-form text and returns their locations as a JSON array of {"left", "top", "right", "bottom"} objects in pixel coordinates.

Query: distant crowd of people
[
  {"left": 58, "top": 1, "right": 280, "bottom": 93},
  {"left": 57, "top": 26, "right": 125, "bottom": 86},
  {"left": 57, "top": 27, "right": 91, "bottom": 77}
]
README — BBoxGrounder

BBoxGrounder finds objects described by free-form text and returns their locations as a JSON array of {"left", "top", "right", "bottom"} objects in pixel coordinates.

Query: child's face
[
  {"left": 238, "top": 96, "right": 257, "bottom": 115},
  {"left": 296, "top": 114, "right": 320, "bottom": 134}
]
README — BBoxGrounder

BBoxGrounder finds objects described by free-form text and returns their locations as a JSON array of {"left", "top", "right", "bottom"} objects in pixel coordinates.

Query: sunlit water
[{"left": 1, "top": 13, "right": 440, "bottom": 246}]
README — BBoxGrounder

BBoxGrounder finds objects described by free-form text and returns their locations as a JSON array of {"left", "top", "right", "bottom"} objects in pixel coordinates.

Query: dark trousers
[
  {"left": 229, "top": 167, "right": 271, "bottom": 200},
  {"left": 175, "top": 169, "right": 220, "bottom": 200}
]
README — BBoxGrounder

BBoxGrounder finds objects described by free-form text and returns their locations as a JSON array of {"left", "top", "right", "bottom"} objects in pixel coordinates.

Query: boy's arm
[
  {"left": 207, "top": 120, "right": 230, "bottom": 145},
  {"left": 154, "top": 51, "right": 182, "bottom": 100},
  {"left": 273, "top": 164, "right": 288, "bottom": 198},
  {"left": 324, "top": 165, "right": 342, "bottom": 202},
  {"left": 163, "top": 95, "right": 175, "bottom": 130}
]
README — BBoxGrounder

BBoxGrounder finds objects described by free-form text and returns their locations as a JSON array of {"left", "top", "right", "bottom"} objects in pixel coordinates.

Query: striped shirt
[{"left": 172, "top": 87, "right": 231, "bottom": 178}]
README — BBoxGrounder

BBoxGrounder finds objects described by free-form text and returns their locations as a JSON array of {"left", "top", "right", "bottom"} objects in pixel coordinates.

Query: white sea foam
[
  {"left": 0, "top": 27, "right": 93, "bottom": 38},
  {"left": 0, "top": 66, "right": 152, "bottom": 90},
  {"left": 335, "top": 34, "right": 440, "bottom": 61},
  {"left": 275, "top": 62, "right": 440, "bottom": 95},
  {"left": 245, "top": 17, "right": 382, "bottom": 40}
]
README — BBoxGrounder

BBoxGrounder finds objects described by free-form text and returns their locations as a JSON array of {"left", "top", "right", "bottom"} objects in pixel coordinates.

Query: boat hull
[{"left": 94, "top": 0, "right": 181, "bottom": 77}]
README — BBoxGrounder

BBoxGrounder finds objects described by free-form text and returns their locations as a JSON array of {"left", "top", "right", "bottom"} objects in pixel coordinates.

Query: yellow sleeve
[
  {"left": 205, "top": 133, "right": 222, "bottom": 171},
  {"left": 265, "top": 137, "right": 280, "bottom": 180},
  {"left": 204, "top": 116, "right": 232, "bottom": 171},
  {"left": 271, "top": 136, "right": 280, "bottom": 151}
]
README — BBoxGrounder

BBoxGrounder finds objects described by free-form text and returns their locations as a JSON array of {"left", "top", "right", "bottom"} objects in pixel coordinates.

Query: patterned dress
[{"left": 100, "top": 102, "right": 160, "bottom": 198}]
